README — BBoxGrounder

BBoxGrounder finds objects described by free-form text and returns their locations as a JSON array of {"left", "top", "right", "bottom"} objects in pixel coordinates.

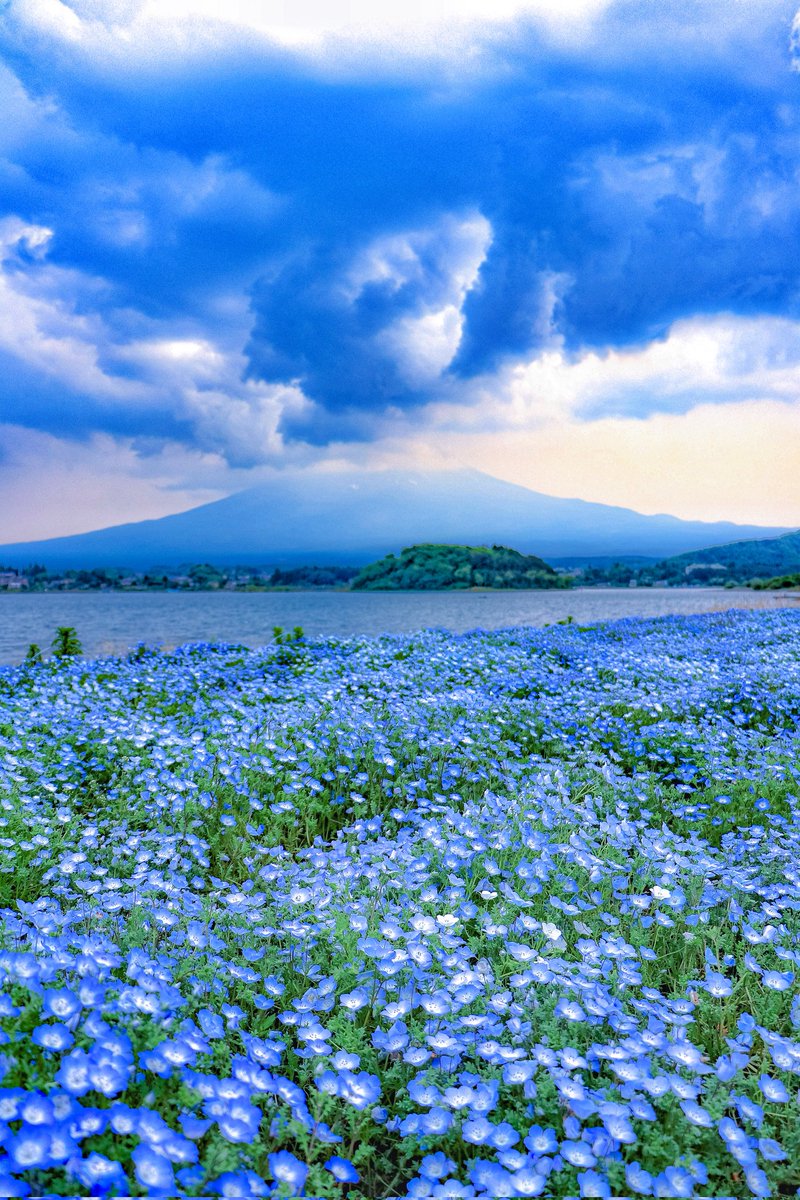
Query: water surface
[{"left": 0, "top": 587, "right": 796, "bottom": 665}]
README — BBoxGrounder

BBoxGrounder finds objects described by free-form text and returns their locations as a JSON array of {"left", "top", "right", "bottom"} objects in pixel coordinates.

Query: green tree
[
  {"left": 51, "top": 626, "right": 83, "bottom": 658},
  {"left": 188, "top": 563, "right": 225, "bottom": 588},
  {"left": 25, "top": 643, "right": 44, "bottom": 663}
]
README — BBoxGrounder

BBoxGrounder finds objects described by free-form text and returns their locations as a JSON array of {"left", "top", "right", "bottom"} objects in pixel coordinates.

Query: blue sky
[{"left": 1, "top": 0, "right": 799, "bottom": 538}]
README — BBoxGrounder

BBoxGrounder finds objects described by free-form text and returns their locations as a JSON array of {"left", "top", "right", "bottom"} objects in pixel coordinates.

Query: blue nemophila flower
[
  {"left": 269, "top": 1150, "right": 308, "bottom": 1193},
  {"left": 331, "top": 1050, "right": 360, "bottom": 1070},
  {"left": 524, "top": 1124, "right": 558, "bottom": 1155},
  {"left": 54, "top": 1049, "right": 92, "bottom": 1096},
  {"left": 208, "top": 1169, "right": 269, "bottom": 1196},
  {"left": 443, "top": 1085, "right": 475, "bottom": 1110},
  {"left": 339, "top": 987, "right": 370, "bottom": 1011},
  {"left": 757, "top": 1136, "right": 787, "bottom": 1162},
  {"left": 419, "top": 1106, "right": 453, "bottom": 1136},
  {"left": 132, "top": 1145, "right": 175, "bottom": 1193},
  {"left": 325, "top": 1156, "right": 359, "bottom": 1183},
  {"left": 7, "top": 1128, "right": 51, "bottom": 1170},
  {"left": 762, "top": 970, "right": 794, "bottom": 992},
  {"left": 744, "top": 1166, "right": 772, "bottom": 1198},
  {"left": 41, "top": 988, "right": 81, "bottom": 1020},
  {"left": 408, "top": 1077, "right": 441, "bottom": 1106},
  {"left": 420, "top": 1153, "right": 457, "bottom": 1180},
  {"left": 626, "top": 1161, "right": 654, "bottom": 1194},
  {"left": 577, "top": 1170, "right": 611, "bottom": 1198},
  {"left": 703, "top": 971, "right": 733, "bottom": 998},
  {"left": 652, "top": 1165, "right": 697, "bottom": 1197},
  {"left": 31, "top": 1023, "right": 74, "bottom": 1052},
  {"left": 758, "top": 1075, "right": 790, "bottom": 1103},
  {"left": 72, "top": 1151, "right": 128, "bottom": 1193},
  {"left": 2, "top": 613, "right": 800, "bottom": 1194},
  {"left": 509, "top": 1166, "right": 547, "bottom": 1196},
  {"left": 554, "top": 998, "right": 586, "bottom": 1022},
  {"left": 680, "top": 1099, "right": 714, "bottom": 1128},
  {"left": 373, "top": 1021, "right": 410, "bottom": 1053},
  {"left": 733, "top": 1094, "right": 764, "bottom": 1129},
  {"left": 18, "top": 1094, "right": 54, "bottom": 1126},
  {"left": 561, "top": 1140, "right": 597, "bottom": 1168},
  {"left": 489, "top": 1121, "right": 520, "bottom": 1150},
  {"left": 180, "top": 1113, "right": 213, "bottom": 1139},
  {"left": 462, "top": 1116, "right": 493, "bottom": 1144}
]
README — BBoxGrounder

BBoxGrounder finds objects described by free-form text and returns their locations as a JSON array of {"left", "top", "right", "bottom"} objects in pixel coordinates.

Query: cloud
[
  {"left": 0, "top": 0, "right": 799, "bottom": 471},
  {"left": 483, "top": 312, "right": 800, "bottom": 425},
  {"left": 246, "top": 212, "right": 491, "bottom": 441},
  {"left": 0, "top": 423, "right": 229, "bottom": 542},
  {"left": 0, "top": 215, "right": 298, "bottom": 462}
]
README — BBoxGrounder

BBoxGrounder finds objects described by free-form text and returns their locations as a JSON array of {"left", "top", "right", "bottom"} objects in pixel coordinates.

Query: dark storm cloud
[{"left": 0, "top": 0, "right": 799, "bottom": 450}]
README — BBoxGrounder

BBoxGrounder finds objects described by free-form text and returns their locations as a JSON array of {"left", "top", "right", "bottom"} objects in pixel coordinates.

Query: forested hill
[
  {"left": 661, "top": 528, "right": 800, "bottom": 582},
  {"left": 350, "top": 543, "right": 569, "bottom": 590}
]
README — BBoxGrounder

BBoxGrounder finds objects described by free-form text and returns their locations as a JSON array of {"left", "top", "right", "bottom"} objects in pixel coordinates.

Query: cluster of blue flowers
[{"left": 0, "top": 609, "right": 799, "bottom": 1197}]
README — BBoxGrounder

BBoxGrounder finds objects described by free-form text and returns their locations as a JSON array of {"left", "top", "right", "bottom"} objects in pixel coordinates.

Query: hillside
[
  {"left": 0, "top": 469, "right": 789, "bottom": 569},
  {"left": 351, "top": 544, "right": 569, "bottom": 590},
  {"left": 654, "top": 528, "right": 800, "bottom": 583}
]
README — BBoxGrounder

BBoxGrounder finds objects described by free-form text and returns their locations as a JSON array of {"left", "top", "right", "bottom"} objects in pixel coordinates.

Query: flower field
[{"left": 1, "top": 610, "right": 800, "bottom": 1199}]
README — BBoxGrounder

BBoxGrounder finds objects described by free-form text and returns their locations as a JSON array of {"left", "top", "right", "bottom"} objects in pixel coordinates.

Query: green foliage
[
  {"left": 24, "top": 643, "right": 43, "bottom": 663},
  {"left": 351, "top": 542, "right": 569, "bottom": 591},
  {"left": 270, "top": 625, "right": 308, "bottom": 671},
  {"left": 126, "top": 641, "right": 160, "bottom": 662},
  {"left": 270, "top": 564, "right": 359, "bottom": 588},
  {"left": 188, "top": 562, "right": 225, "bottom": 587},
  {"left": 51, "top": 626, "right": 82, "bottom": 658},
  {"left": 750, "top": 571, "right": 800, "bottom": 590},
  {"left": 272, "top": 624, "right": 305, "bottom": 645}
]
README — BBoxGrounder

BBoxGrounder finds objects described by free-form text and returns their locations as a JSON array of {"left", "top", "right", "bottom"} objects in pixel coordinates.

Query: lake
[{"left": 0, "top": 586, "right": 796, "bottom": 665}]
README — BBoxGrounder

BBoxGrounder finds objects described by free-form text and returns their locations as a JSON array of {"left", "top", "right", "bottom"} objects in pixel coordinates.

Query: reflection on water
[{"left": 0, "top": 587, "right": 796, "bottom": 665}]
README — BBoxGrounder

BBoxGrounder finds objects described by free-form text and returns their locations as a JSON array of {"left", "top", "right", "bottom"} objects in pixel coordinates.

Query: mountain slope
[
  {"left": 661, "top": 528, "right": 800, "bottom": 579},
  {"left": 0, "top": 469, "right": 790, "bottom": 569}
]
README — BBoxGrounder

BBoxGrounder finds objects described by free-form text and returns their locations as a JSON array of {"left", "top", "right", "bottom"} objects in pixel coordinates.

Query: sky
[{"left": 1, "top": 0, "right": 800, "bottom": 541}]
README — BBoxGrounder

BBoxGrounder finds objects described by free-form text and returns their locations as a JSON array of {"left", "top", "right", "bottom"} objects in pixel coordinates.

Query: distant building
[{"left": 685, "top": 563, "right": 727, "bottom": 575}]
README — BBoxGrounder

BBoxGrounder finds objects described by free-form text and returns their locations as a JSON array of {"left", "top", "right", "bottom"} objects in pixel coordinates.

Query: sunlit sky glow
[{"left": 1, "top": 0, "right": 799, "bottom": 540}]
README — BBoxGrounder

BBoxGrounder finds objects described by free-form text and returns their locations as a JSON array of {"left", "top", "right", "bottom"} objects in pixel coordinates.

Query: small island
[{"left": 350, "top": 542, "right": 571, "bottom": 590}]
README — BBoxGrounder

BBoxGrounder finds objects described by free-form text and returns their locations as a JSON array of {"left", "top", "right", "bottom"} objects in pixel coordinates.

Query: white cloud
[
  {"left": 382, "top": 306, "right": 465, "bottom": 385},
  {"left": 350, "top": 311, "right": 800, "bottom": 525},
  {"left": 0, "top": 213, "right": 298, "bottom": 463},
  {"left": 0, "top": 217, "right": 147, "bottom": 404},
  {"left": 17, "top": 0, "right": 793, "bottom": 83},
  {"left": 357, "top": 212, "right": 491, "bottom": 385},
  {"left": 15, "top": 0, "right": 614, "bottom": 75},
  {"left": 417, "top": 311, "right": 800, "bottom": 431}
]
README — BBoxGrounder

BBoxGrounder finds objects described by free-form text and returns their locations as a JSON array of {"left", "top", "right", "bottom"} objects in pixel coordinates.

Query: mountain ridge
[
  {"left": 660, "top": 528, "right": 800, "bottom": 580},
  {"left": 0, "top": 469, "right": 791, "bottom": 569}
]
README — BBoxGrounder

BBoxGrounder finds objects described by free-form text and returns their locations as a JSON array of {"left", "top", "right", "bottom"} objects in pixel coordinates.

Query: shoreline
[{"left": 2, "top": 584, "right": 799, "bottom": 597}]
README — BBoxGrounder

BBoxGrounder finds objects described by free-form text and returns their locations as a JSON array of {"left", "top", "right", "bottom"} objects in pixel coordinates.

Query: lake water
[{"left": 0, "top": 587, "right": 796, "bottom": 665}]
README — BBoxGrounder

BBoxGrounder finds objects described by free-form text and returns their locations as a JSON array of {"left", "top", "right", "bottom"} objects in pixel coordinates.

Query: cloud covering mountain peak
[{"left": 1, "top": 0, "right": 799, "bottom": 532}]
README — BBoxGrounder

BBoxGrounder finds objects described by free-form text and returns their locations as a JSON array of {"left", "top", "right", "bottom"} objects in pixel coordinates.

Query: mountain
[
  {"left": 0, "top": 469, "right": 790, "bottom": 569},
  {"left": 659, "top": 529, "right": 800, "bottom": 581}
]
